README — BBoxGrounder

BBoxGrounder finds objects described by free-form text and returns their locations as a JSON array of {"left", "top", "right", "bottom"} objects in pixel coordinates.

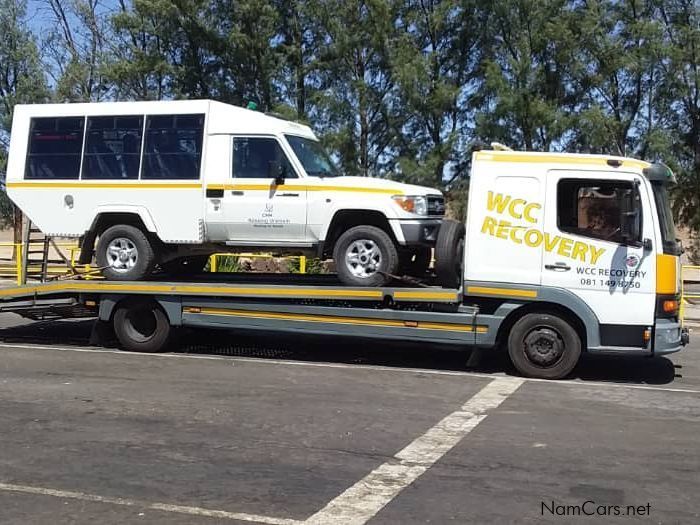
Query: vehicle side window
[
  {"left": 25, "top": 117, "right": 85, "bottom": 179},
  {"left": 557, "top": 179, "right": 638, "bottom": 244},
  {"left": 82, "top": 116, "right": 143, "bottom": 179},
  {"left": 142, "top": 114, "right": 204, "bottom": 179},
  {"left": 232, "top": 137, "right": 296, "bottom": 179}
]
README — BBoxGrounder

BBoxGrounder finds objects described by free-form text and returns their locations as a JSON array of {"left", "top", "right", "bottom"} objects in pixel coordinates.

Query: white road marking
[
  {"left": 303, "top": 377, "right": 524, "bottom": 525},
  {"left": 0, "top": 482, "right": 302, "bottom": 525},
  {"left": 0, "top": 342, "right": 698, "bottom": 394}
]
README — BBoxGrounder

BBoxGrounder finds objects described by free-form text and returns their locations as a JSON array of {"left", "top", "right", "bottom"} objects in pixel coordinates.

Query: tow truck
[{"left": 0, "top": 149, "right": 689, "bottom": 379}]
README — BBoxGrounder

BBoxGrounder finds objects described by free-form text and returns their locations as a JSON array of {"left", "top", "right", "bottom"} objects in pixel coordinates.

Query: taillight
[{"left": 663, "top": 300, "right": 679, "bottom": 314}]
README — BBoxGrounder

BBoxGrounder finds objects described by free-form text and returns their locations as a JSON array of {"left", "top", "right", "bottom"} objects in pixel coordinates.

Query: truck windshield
[
  {"left": 652, "top": 182, "right": 681, "bottom": 255},
  {"left": 285, "top": 135, "right": 341, "bottom": 177}
]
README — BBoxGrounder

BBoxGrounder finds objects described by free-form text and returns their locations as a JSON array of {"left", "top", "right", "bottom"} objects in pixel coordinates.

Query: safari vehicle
[
  {"left": 0, "top": 148, "right": 687, "bottom": 379},
  {"left": 5, "top": 100, "right": 444, "bottom": 286}
]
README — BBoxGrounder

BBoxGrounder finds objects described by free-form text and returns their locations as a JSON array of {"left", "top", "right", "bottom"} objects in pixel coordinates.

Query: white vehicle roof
[{"left": 12, "top": 99, "right": 318, "bottom": 140}]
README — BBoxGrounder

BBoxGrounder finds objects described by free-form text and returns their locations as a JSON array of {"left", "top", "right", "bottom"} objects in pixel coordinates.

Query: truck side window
[
  {"left": 25, "top": 117, "right": 84, "bottom": 179},
  {"left": 558, "top": 179, "right": 638, "bottom": 244},
  {"left": 82, "top": 116, "right": 143, "bottom": 179},
  {"left": 232, "top": 137, "right": 296, "bottom": 179},
  {"left": 142, "top": 114, "right": 204, "bottom": 179}
]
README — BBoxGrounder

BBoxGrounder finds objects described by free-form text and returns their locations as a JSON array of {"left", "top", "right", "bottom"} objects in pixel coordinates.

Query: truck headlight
[{"left": 392, "top": 195, "right": 428, "bottom": 215}]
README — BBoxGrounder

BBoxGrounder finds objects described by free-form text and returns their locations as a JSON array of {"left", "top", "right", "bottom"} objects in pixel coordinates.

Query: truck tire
[
  {"left": 113, "top": 300, "right": 171, "bottom": 353},
  {"left": 435, "top": 220, "right": 465, "bottom": 288},
  {"left": 507, "top": 313, "right": 581, "bottom": 379},
  {"left": 399, "top": 247, "right": 432, "bottom": 277},
  {"left": 96, "top": 224, "right": 156, "bottom": 281},
  {"left": 161, "top": 255, "right": 210, "bottom": 276},
  {"left": 334, "top": 225, "right": 399, "bottom": 287}
]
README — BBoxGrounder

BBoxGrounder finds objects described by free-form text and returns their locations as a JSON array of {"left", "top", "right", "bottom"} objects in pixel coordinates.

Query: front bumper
[
  {"left": 396, "top": 219, "right": 443, "bottom": 245},
  {"left": 654, "top": 318, "right": 689, "bottom": 355}
]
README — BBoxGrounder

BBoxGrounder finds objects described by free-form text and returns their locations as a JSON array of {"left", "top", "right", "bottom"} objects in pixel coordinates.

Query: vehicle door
[
  {"left": 220, "top": 136, "right": 307, "bottom": 243},
  {"left": 540, "top": 170, "right": 656, "bottom": 329}
]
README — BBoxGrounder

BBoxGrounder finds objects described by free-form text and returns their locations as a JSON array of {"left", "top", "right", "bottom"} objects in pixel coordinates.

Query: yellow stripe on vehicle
[
  {"left": 393, "top": 290, "right": 459, "bottom": 301},
  {"left": 6, "top": 182, "right": 202, "bottom": 189},
  {"left": 656, "top": 254, "right": 678, "bottom": 295},
  {"left": 474, "top": 152, "right": 650, "bottom": 170},
  {"left": 206, "top": 184, "right": 403, "bottom": 195},
  {"left": 466, "top": 286, "right": 538, "bottom": 299},
  {"left": 184, "top": 306, "right": 487, "bottom": 333},
  {"left": 0, "top": 281, "right": 384, "bottom": 299}
]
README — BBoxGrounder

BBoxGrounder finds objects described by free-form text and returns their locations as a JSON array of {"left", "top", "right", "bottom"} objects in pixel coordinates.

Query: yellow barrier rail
[
  {"left": 681, "top": 264, "right": 700, "bottom": 325},
  {"left": 0, "top": 241, "right": 308, "bottom": 284}
]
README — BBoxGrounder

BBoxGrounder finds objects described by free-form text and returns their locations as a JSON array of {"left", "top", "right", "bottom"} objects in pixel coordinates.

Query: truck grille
[{"left": 427, "top": 196, "right": 445, "bottom": 217}]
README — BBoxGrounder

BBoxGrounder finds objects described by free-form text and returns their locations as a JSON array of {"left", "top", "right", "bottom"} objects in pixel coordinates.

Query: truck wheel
[
  {"left": 334, "top": 225, "right": 399, "bottom": 287},
  {"left": 161, "top": 255, "right": 210, "bottom": 276},
  {"left": 507, "top": 313, "right": 581, "bottom": 379},
  {"left": 113, "top": 300, "right": 171, "bottom": 353},
  {"left": 96, "top": 224, "right": 155, "bottom": 281},
  {"left": 399, "top": 247, "right": 432, "bottom": 277},
  {"left": 435, "top": 220, "right": 465, "bottom": 288}
]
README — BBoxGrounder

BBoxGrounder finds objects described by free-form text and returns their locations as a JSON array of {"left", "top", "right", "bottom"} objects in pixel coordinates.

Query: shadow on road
[{"left": 0, "top": 318, "right": 681, "bottom": 386}]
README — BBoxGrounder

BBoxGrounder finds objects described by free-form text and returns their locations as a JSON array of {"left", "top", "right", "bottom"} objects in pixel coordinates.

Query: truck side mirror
[
  {"left": 619, "top": 189, "right": 641, "bottom": 245},
  {"left": 268, "top": 160, "right": 286, "bottom": 185}
]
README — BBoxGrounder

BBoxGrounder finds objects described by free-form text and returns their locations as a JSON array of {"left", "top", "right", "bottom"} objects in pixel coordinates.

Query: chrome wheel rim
[
  {"left": 345, "top": 239, "right": 382, "bottom": 278},
  {"left": 106, "top": 237, "right": 138, "bottom": 272}
]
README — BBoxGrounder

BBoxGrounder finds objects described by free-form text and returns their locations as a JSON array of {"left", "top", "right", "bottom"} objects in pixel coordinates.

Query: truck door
[
  {"left": 541, "top": 170, "right": 656, "bottom": 329},
  {"left": 219, "top": 136, "right": 308, "bottom": 243}
]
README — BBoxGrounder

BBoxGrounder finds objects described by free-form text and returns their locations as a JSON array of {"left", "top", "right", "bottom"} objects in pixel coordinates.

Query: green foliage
[{"left": 2, "top": 0, "right": 700, "bottom": 234}]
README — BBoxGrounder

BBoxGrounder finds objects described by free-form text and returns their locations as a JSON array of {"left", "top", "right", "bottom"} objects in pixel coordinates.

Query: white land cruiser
[{"left": 6, "top": 100, "right": 445, "bottom": 286}]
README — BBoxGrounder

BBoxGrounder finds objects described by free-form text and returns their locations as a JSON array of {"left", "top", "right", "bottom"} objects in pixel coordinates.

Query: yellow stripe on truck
[
  {"left": 474, "top": 152, "right": 650, "bottom": 171},
  {"left": 466, "top": 286, "right": 538, "bottom": 299},
  {"left": 185, "top": 306, "right": 487, "bottom": 333},
  {"left": 656, "top": 254, "right": 678, "bottom": 295}
]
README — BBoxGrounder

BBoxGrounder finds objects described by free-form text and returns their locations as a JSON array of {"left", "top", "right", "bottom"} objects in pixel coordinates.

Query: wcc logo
[{"left": 625, "top": 255, "right": 640, "bottom": 268}]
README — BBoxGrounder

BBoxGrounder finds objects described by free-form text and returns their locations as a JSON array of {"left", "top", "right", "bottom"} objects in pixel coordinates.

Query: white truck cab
[
  {"left": 6, "top": 100, "right": 444, "bottom": 286},
  {"left": 433, "top": 149, "right": 685, "bottom": 377}
]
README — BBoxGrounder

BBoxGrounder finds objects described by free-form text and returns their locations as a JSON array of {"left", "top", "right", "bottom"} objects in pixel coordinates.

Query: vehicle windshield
[
  {"left": 651, "top": 181, "right": 681, "bottom": 255},
  {"left": 285, "top": 135, "right": 341, "bottom": 177}
]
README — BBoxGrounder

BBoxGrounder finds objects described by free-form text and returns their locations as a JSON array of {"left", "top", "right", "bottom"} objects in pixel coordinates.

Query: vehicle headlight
[{"left": 392, "top": 195, "right": 428, "bottom": 215}]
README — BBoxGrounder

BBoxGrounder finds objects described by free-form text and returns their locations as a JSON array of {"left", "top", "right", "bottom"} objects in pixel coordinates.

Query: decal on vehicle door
[{"left": 479, "top": 191, "right": 606, "bottom": 265}]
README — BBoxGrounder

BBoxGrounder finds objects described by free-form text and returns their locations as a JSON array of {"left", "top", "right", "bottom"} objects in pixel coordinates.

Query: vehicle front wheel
[
  {"left": 96, "top": 224, "right": 156, "bottom": 281},
  {"left": 333, "top": 225, "right": 399, "bottom": 287},
  {"left": 507, "top": 313, "right": 582, "bottom": 379}
]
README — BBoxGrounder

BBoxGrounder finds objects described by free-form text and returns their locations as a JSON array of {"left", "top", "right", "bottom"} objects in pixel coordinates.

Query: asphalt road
[{"left": 0, "top": 314, "right": 698, "bottom": 524}]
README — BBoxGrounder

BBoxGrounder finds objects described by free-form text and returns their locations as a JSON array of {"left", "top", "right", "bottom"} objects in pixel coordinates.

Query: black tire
[
  {"left": 161, "top": 255, "right": 209, "bottom": 276},
  {"left": 333, "top": 225, "right": 399, "bottom": 287},
  {"left": 435, "top": 220, "right": 465, "bottom": 288},
  {"left": 399, "top": 247, "right": 432, "bottom": 277},
  {"left": 507, "top": 313, "right": 582, "bottom": 379},
  {"left": 96, "top": 224, "right": 156, "bottom": 281},
  {"left": 113, "top": 300, "right": 171, "bottom": 353}
]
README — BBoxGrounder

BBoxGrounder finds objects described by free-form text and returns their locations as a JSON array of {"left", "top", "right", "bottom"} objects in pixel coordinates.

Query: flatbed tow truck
[{"left": 0, "top": 149, "right": 690, "bottom": 379}]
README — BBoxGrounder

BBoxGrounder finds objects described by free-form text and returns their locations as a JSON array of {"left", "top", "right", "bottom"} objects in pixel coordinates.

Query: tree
[
  {"left": 569, "top": 0, "right": 666, "bottom": 157},
  {"left": 656, "top": 0, "right": 700, "bottom": 231},
  {"left": 392, "top": 0, "right": 491, "bottom": 189}
]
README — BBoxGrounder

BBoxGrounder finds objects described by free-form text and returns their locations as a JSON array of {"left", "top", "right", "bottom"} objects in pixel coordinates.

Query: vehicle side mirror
[
  {"left": 619, "top": 189, "right": 641, "bottom": 245},
  {"left": 268, "top": 160, "right": 286, "bottom": 185}
]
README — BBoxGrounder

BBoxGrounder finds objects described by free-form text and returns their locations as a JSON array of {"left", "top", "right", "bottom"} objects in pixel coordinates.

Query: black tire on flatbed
[{"left": 434, "top": 220, "right": 465, "bottom": 288}]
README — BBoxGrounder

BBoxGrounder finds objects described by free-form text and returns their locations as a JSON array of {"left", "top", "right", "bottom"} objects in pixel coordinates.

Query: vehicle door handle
[
  {"left": 545, "top": 262, "right": 571, "bottom": 271},
  {"left": 278, "top": 192, "right": 300, "bottom": 197},
  {"left": 231, "top": 190, "right": 244, "bottom": 196}
]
